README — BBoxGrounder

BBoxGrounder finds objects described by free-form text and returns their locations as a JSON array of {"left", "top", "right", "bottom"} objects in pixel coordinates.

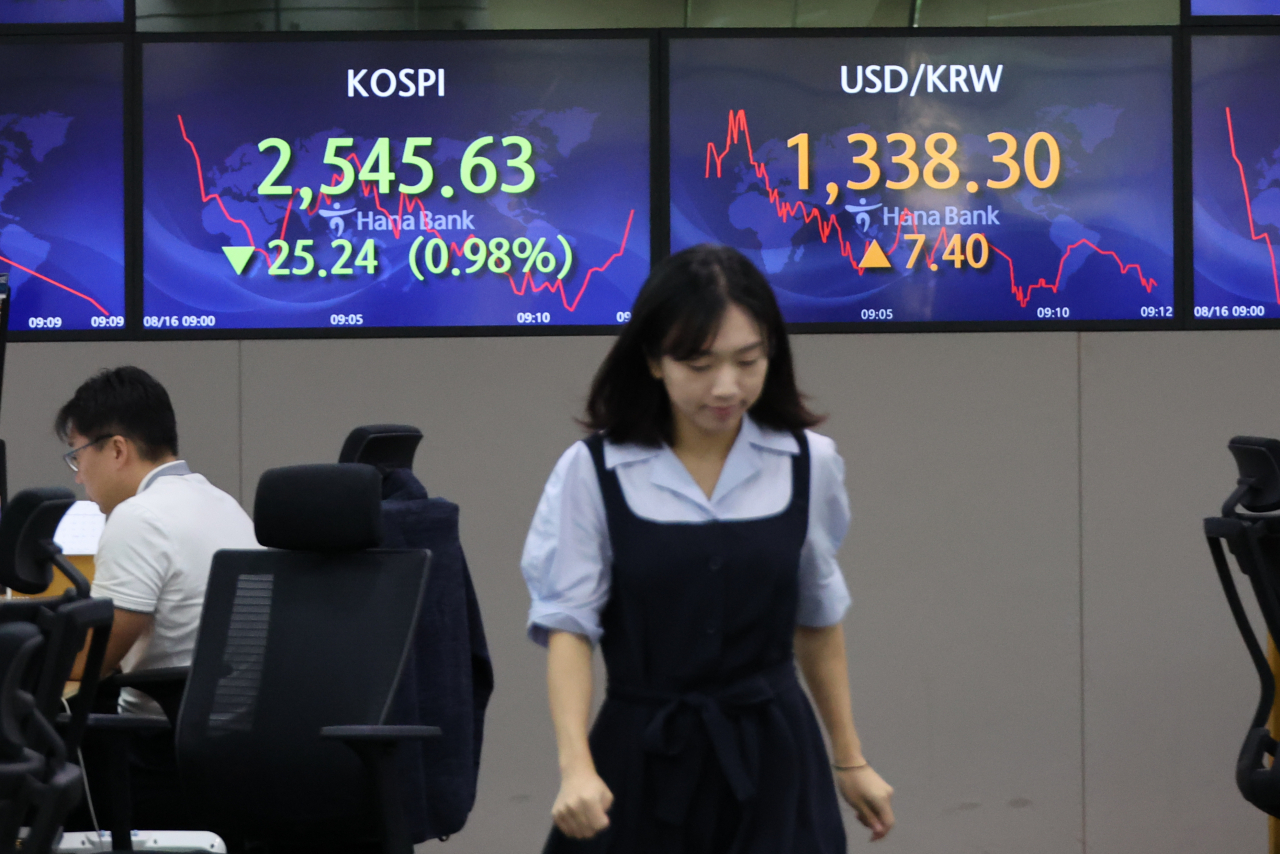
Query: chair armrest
[
  {"left": 319, "top": 724, "right": 441, "bottom": 742},
  {"left": 99, "top": 667, "right": 189, "bottom": 726},
  {"left": 57, "top": 711, "right": 171, "bottom": 733},
  {"left": 106, "top": 666, "right": 190, "bottom": 688}
]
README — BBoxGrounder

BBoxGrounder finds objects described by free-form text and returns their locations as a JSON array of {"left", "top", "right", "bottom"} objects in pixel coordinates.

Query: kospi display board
[
  {"left": 1191, "top": 34, "right": 1280, "bottom": 321},
  {"left": 0, "top": 0, "right": 124, "bottom": 24},
  {"left": 141, "top": 38, "right": 651, "bottom": 333},
  {"left": 0, "top": 40, "right": 126, "bottom": 333},
  {"left": 669, "top": 35, "right": 1176, "bottom": 326}
]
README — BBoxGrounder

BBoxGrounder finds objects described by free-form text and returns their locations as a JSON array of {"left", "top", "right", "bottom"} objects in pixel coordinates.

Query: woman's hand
[
  {"left": 551, "top": 767, "right": 614, "bottom": 839},
  {"left": 835, "top": 764, "right": 895, "bottom": 841}
]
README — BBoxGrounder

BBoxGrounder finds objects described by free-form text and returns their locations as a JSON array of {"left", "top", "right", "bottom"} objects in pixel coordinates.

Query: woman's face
[{"left": 649, "top": 302, "right": 769, "bottom": 442}]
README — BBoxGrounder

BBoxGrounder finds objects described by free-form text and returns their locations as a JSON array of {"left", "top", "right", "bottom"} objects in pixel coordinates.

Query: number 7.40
[{"left": 903, "top": 232, "right": 990, "bottom": 270}]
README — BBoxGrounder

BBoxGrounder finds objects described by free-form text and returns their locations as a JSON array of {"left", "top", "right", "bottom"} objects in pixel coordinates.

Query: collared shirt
[
  {"left": 92, "top": 459, "right": 260, "bottom": 715},
  {"left": 522, "top": 416, "right": 852, "bottom": 647}
]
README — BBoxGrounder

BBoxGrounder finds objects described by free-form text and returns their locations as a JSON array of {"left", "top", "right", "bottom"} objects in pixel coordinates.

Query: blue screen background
[
  {"left": 1190, "top": 0, "right": 1280, "bottom": 15},
  {"left": 142, "top": 40, "right": 650, "bottom": 331},
  {"left": 1192, "top": 35, "right": 1280, "bottom": 320},
  {"left": 0, "top": 42, "right": 125, "bottom": 332},
  {"left": 670, "top": 36, "right": 1175, "bottom": 324},
  {"left": 0, "top": 0, "right": 123, "bottom": 23}
]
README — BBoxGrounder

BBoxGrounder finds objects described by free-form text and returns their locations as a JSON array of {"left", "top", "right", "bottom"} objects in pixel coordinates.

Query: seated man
[{"left": 57, "top": 365, "right": 258, "bottom": 827}]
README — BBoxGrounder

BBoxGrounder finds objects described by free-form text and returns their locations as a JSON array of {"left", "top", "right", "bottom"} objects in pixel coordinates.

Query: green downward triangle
[{"left": 222, "top": 246, "right": 256, "bottom": 276}]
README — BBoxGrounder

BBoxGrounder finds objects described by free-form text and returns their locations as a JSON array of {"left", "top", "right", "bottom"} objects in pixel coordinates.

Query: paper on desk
[{"left": 53, "top": 500, "right": 105, "bottom": 556}]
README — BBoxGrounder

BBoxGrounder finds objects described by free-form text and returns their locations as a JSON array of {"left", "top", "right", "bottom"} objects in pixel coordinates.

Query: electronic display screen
[
  {"left": 0, "top": 0, "right": 124, "bottom": 24},
  {"left": 1190, "top": 1, "right": 1280, "bottom": 16},
  {"left": 0, "top": 41, "right": 125, "bottom": 333},
  {"left": 670, "top": 36, "right": 1175, "bottom": 325},
  {"left": 1192, "top": 34, "right": 1280, "bottom": 321},
  {"left": 142, "top": 39, "right": 650, "bottom": 332}
]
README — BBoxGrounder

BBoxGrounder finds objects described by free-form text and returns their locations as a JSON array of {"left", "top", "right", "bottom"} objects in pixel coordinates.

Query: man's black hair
[
  {"left": 54, "top": 366, "right": 178, "bottom": 461},
  {"left": 584, "top": 244, "right": 821, "bottom": 447}
]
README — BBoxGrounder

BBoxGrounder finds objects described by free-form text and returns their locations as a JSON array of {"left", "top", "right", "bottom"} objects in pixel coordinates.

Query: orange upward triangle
[{"left": 859, "top": 240, "right": 892, "bottom": 269}]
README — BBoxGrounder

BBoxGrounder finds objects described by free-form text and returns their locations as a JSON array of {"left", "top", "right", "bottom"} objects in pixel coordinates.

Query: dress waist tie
[{"left": 606, "top": 661, "right": 799, "bottom": 829}]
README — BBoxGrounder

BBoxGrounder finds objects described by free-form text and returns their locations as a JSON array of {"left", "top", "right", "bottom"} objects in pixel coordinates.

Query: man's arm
[{"left": 69, "top": 608, "right": 153, "bottom": 681}]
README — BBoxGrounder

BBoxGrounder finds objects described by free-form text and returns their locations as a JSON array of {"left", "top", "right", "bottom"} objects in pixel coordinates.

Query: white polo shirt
[{"left": 91, "top": 460, "right": 259, "bottom": 715}]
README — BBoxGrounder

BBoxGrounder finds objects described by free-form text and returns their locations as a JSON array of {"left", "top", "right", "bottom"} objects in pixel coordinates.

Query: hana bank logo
[
  {"left": 318, "top": 202, "right": 357, "bottom": 237},
  {"left": 844, "top": 197, "right": 883, "bottom": 233},
  {"left": 317, "top": 202, "right": 478, "bottom": 236}
]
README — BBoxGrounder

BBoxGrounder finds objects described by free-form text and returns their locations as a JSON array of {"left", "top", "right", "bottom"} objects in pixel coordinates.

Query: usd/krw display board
[
  {"left": 142, "top": 38, "right": 650, "bottom": 332},
  {"left": 670, "top": 35, "right": 1175, "bottom": 325}
]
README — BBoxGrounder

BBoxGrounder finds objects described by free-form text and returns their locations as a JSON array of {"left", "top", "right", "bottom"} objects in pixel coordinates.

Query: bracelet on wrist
[{"left": 831, "top": 760, "right": 869, "bottom": 771}]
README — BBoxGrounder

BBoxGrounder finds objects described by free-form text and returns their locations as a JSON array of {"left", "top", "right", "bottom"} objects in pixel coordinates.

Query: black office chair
[
  {"left": 0, "top": 487, "right": 117, "bottom": 852},
  {"left": 1205, "top": 436, "right": 1280, "bottom": 818},
  {"left": 0, "top": 621, "right": 58, "bottom": 854},
  {"left": 174, "top": 463, "right": 437, "bottom": 854}
]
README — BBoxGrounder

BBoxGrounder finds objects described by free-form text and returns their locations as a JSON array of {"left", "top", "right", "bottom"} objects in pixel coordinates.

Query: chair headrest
[
  {"left": 254, "top": 464, "right": 383, "bottom": 552},
  {"left": 0, "top": 488, "right": 75, "bottom": 594},
  {"left": 1229, "top": 436, "right": 1280, "bottom": 514},
  {"left": 338, "top": 424, "right": 423, "bottom": 470}
]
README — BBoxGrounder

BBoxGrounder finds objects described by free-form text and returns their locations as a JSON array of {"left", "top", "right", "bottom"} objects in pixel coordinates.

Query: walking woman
[{"left": 522, "top": 245, "right": 894, "bottom": 852}]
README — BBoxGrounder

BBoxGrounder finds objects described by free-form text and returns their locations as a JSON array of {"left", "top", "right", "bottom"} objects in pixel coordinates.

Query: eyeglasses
[{"left": 63, "top": 435, "right": 114, "bottom": 472}]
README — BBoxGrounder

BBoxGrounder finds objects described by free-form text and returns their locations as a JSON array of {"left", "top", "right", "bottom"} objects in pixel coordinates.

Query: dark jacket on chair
[{"left": 381, "top": 468, "right": 493, "bottom": 843}]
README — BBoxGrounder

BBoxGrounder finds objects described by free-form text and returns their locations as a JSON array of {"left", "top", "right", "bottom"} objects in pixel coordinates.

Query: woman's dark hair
[
  {"left": 584, "top": 244, "right": 821, "bottom": 446},
  {"left": 54, "top": 366, "right": 178, "bottom": 461}
]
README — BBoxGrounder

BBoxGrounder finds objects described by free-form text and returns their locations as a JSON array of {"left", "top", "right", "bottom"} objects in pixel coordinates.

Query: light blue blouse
[{"left": 521, "top": 415, "right": 853, "bottom": 647}]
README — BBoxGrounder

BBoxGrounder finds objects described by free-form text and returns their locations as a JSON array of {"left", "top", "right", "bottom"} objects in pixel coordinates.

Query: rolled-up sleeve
[
  {"left": 522, "top": 442, "right": 613, "bottom": 647},
  {"left": 796, "top": 432, "right": 852, "bottom": 627}
]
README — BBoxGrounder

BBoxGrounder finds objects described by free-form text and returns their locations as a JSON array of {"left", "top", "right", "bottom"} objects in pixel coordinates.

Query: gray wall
[{"left": 2, "top": 329, "right": 1269, "bottom": 852}]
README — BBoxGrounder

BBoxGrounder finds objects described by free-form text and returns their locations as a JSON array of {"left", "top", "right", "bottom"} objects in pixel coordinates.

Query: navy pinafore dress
[{"left": 543, "top": 431, "right": 846, "bottom": 854}]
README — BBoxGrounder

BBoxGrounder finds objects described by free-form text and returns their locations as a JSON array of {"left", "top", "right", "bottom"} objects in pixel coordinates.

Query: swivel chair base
[{"left": 54, "top": 830, "right": 226, "bottom": 853}]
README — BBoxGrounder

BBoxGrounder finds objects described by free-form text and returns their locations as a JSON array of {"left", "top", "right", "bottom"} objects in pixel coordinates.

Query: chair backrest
[
  {"left": 0, "top": 622, "right": 43, "bottom": 765},
  {"left": 0, "top": 487, "right": 78, "bottom": 595},
  {"left": 0, "top": 488, "right": 112, "bottom": 755},
  {"left": 339, "top": 424, "right": 423, "bottom": 471},
  {"left": 1206, "top": 436, "right": 1280, "bottom": 817},
  {"left": 175, "top": 464, "right": 430, "bottom": 848}
]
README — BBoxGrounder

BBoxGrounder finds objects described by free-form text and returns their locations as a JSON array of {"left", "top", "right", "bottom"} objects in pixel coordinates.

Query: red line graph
[
  {"left": 1225, "top": 106, "right": 1280, "bottom": 305},
  {"left": 179, "top": 115, "right": 273, "bottom": 267},
  {"left": 0, "top": 253, "right": 111, "bottom": 316},
  {"left": 706, "top": 110, "right": 866, "bottom": 275},
  {"left": 704, "top": 109, "right": 1159, "bottom": 308},
  {"left": 179, "top": 117, "right": 632, "bottom": 311}
]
